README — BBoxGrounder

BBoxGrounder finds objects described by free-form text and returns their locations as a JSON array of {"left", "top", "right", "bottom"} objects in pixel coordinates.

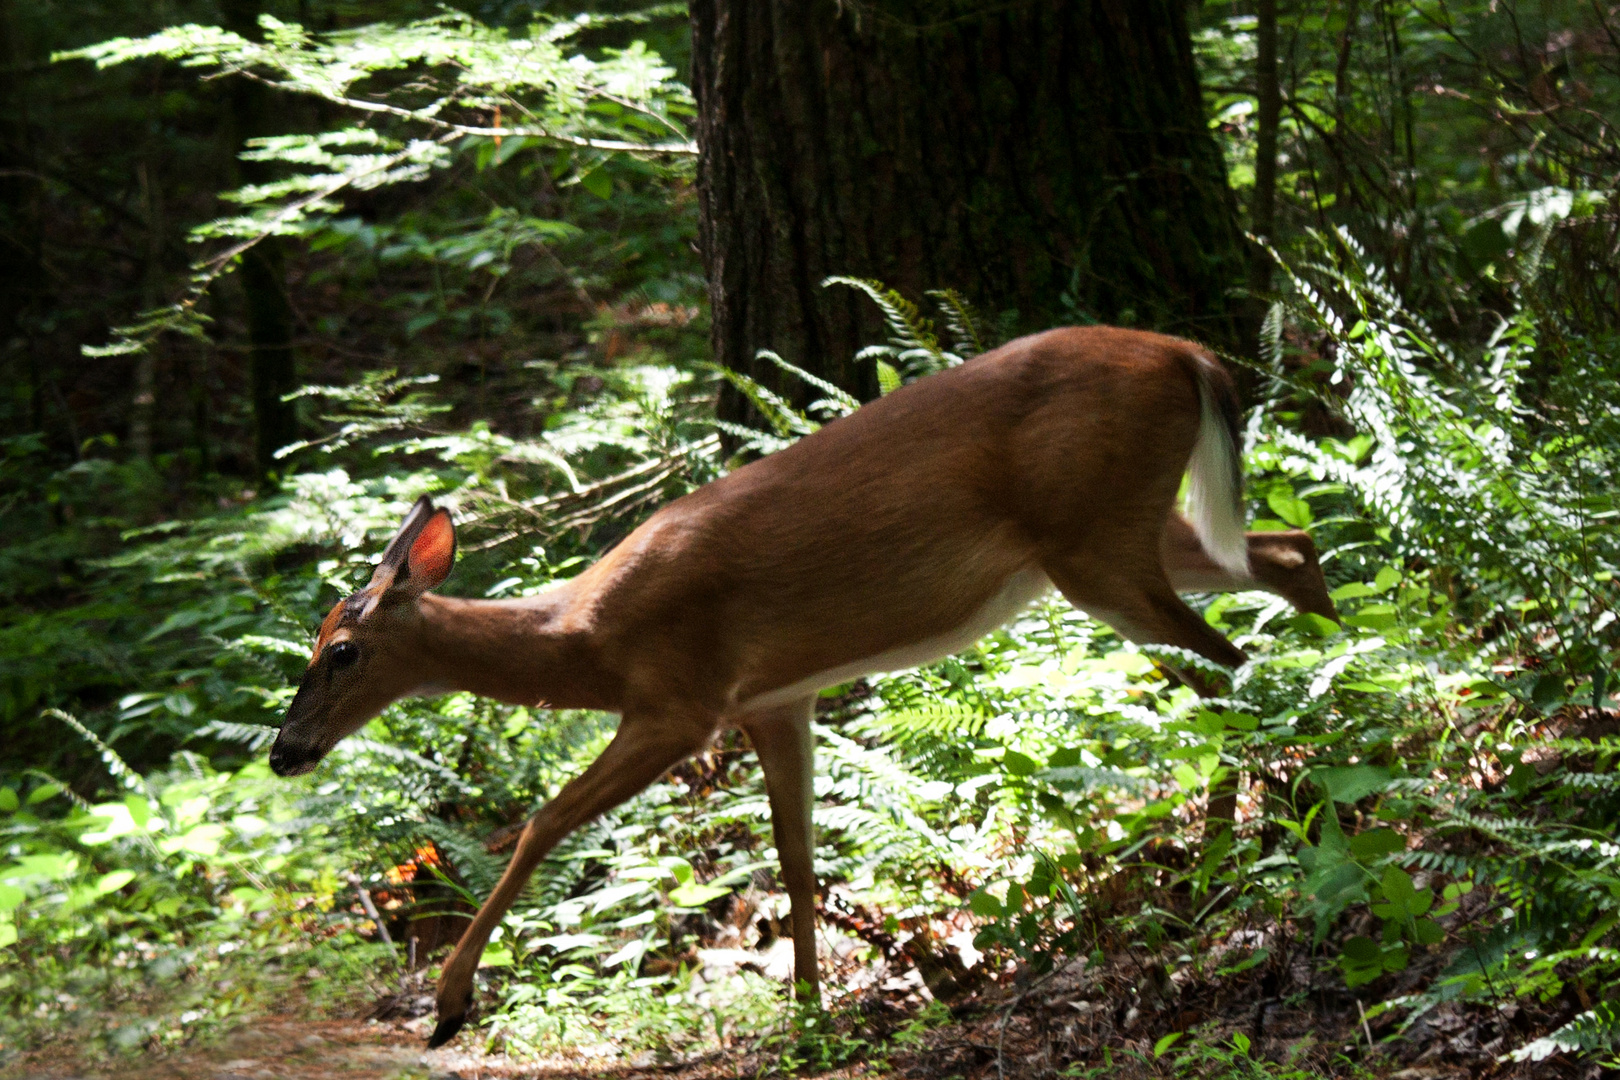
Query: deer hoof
[{"left": 426, "top": 1011, "right": 466, "bottom": 1049}]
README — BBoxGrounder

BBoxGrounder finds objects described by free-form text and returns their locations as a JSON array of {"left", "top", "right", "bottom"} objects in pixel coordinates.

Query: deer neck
[{"left": 412, "top": 584, "right": 620, "bottom": 712}]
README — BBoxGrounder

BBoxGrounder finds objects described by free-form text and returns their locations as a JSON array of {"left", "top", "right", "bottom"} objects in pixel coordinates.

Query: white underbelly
[{"left": 738, "top": 566, "right": 1052, "bottom": 711}]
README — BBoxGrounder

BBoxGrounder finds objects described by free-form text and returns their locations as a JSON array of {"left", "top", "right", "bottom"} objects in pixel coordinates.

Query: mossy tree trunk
[{"left": 690, "top": 0, "right": 1246, "bottom": 419}]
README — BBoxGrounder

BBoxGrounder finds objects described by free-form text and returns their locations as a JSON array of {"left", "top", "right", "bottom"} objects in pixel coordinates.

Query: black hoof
[{"left": 426, "top": 1013, "right": 466, "bottom": 1049}]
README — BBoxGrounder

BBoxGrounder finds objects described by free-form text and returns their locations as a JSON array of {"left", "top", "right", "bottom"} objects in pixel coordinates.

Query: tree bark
[
  {"left": 132, "top": 160, "right": 163, "bottom": 462},
  {"left": 0, "top": 0, "right": 43, "bottom": 437},
  {"left": 691, "top": 0, "right": 1246, "bottom": 418},
  {"left": 241, "top": 240, "right": 297, "bottom": 479},
  {"left": 223, "top": 0, "right": 298, "bottom": 481},
  {"left": 1249, "top": 0, "right": 1281, "bottom": 298}
]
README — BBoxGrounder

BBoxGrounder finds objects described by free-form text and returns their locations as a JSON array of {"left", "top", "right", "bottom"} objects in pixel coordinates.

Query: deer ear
[
  {"left": 368, "top": 496, "right": 435, "bottom": 589},
  {"left": 401, "top": 508, "right": 456, "bottom": 594}
]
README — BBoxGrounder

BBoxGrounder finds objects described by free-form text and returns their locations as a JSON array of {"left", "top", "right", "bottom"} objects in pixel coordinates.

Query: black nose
[{"left": 268, "top": 739, "right": 320, "bottom": 777}]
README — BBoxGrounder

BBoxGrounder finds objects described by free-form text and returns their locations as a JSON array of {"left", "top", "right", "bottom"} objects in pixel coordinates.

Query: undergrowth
[{"left": 5, "top": 232, "right": 1620, "bottom": 1077}]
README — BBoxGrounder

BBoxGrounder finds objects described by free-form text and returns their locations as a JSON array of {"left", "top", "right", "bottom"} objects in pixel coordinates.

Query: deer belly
[{"left": 738, "top": 566, "right": 1052, "bottom": 711}]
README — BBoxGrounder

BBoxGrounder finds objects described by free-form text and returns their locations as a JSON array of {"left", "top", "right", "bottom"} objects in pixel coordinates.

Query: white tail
[
  {"left": 265, "top": 326, "right": 1334, "bottom": 1047},
  {"left": 1185, "top": 356, "right": 1250, "bottom": 579}
]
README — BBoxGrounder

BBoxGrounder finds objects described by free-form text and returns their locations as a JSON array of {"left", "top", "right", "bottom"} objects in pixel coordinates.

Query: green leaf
[
  {"left": 1348, "top": 828, "right": 1405, "bottom": 859},
  {"left": 1316, "top": 765, "right": 1391, "bottom": 804},
  {"left": 668, "top": 882, "right": 729, "bottom": 908},
  {"left": 1001, "top": 750, "right": 1039, "bottom": 777},
  {"left": 1216, "top": 947, "right": 1269, "bottom": 976},
  {"left": 1374, "top": 566, "right": 1402, "bottom": 591},
  {"left": 1221, "top": 711, "right": 1259, "bottom": 731},
  {"left": 96, "top": 870, "right": 137, "bottom": 895},
  {"left": 1153, "top": 1032, "right": 1183, "bottom": 1058},
  {"left": 875, "top": 360, "right": 902, "bottom": 395},
  {"left": 968, "top": 888, "right": 1002, "bottom": 918},
  {"left": 500, "top": 707, "right": 531, "bottom": 739},
  {"left": 1341, "top": 935, "right": 1379, "bottom": 962},
  {"left": 0, "top": 919, "right": 16, "bottom": 949},
  {"left": 1289, "top": 612, "right": 1339, "bottom": 638},
  {"left": 580, "top": 167, "right": 613, "bottom": 199},
  {"left": 159, "top": 823, "right": 227, "bottom": 857},
  {"left": 27, "top": 783, "right": 64, "bottom": 805},
  {"left": 1531, "top": 674, "right": 1566, "bottom": 712},
  {"left": 1047, "top": 746, "right": 1082, "bottom": 769},
  {"left": 1266, "top": 489, "right": 1314, "bottom": 527},
  {"left": 0, "top": 788, "right": 16, "bottom": 813},
  {"left": 1381, "top": 866, "right": 1417, "bottom": 906},
  {"left": 124, "top": 793, "right": 151, "bottom": 828},
  {"left": 0, "top": 884, "right": 24, "bottom": 913},
  {"left": 2, "top": 853, "right": 79, "bottom": 882},
  {"left": 1383, "top": 943, "right": 1410, "bottom": 972},
  {"left": 1413, "top": 917, "right": 1445, "bottom": 945}
]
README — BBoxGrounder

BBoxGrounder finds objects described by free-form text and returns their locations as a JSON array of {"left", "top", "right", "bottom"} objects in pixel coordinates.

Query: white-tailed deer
[{"left": 268, "top": 326, "right": 1335, "bottom": 1047}]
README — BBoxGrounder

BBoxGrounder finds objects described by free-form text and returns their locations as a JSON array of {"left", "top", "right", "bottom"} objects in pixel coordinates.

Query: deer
[{"left": 267, "top": 326, "right": 1336, "bottom": 1048}]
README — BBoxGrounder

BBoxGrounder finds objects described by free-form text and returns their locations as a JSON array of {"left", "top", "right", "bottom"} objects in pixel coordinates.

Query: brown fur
[{"left": 266, "top": 327, "right": 1336, "bottom": 1046}]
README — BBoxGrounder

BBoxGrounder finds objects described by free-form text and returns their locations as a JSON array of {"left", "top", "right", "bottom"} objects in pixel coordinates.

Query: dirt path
[
  {"left": 3, "top": 1015, "right": 531, "bottom": 1080},
  {"left": 1, "top": 1013, "right": 849, "bottom": 1080}
]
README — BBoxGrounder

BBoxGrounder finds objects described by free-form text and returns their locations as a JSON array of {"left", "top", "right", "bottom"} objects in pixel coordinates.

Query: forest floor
[
  {"left": 0, "top": 911, "right": 1603, "bottom": 1080},
  {"left": 2, "top": 953, "right": 1587, "bottom": 1080}
]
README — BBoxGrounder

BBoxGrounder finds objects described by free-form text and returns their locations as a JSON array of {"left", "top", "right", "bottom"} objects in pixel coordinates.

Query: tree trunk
[
  {"left": 132, "top": 160, "right": 163, "bottom": 462},
  {"left": 1249, "top": 0, "right": 1281, "bottom": 298},
  {"left": 223, "top": 0, "right": 299, "bottom": 481},
  {"left": 241, "top": 240, "right": 297, "bottom": 479},
  {"left": 0, "top": 0, "right": 43, "bottom": 437},
  {"left": 691, "top": 0, "right": 1246, "bottom": 419}
]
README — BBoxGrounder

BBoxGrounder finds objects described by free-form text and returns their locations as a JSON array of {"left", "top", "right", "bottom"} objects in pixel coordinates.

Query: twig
[
  {"left": 996, "top": 966, "right": 1062, "bottom": 1080},
  {"left": 349, "top": 873, "right": 394, "bottom": 947}
]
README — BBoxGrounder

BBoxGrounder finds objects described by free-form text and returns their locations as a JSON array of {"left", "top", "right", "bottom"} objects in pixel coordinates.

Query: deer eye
[{"left": 327, "top": 641, "right": 359, "bottom": 669}]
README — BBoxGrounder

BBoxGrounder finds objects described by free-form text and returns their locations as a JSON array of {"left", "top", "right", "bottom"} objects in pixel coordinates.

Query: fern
[
  {"left": 337, "top": 737, "right": 479, "bottom": 796},
  {"left": 46, "top": 708, "right": 157, "bottom": 805},
  {"left": 823, "top": 276, "right": 962, "bottom": 379},
  {"left": 926, "top": 288, "right": 996, "bottom": 359},
  {"left": 849, "top": 704, "right": 987, "bottom": 748},
  {"left": 415, "top": 817, "right": 510, "bottom": 901},
  {"left": 1511, "top": 1003, "right": 1620, "bottom": 1064},
  {"left": 187, "top": 720, "right": 279, "bottom": 752}
]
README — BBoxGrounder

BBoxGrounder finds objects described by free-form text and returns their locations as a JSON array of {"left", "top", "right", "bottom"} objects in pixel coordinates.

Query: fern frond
[
  {"left": 188, "top": 720, "right": 279, "bottom": 751},
  {"left": 707, "top": 418, "right": 795, "bottom": 456},
  {"left": 1510, "top": 1002, "right": 1620, "bottom": 1063},
  {"left": 849, "top": 704, "right": 986, "bottom": 746},
  {"left": 757, "top": 350, "right": 859, "bottom": 416},
  {"left": 927, "top": 288, "right": 994, "bottom": 358},
  {"left": 824, "top": 276, "right": 960, "bottom": 377},
  {"left": 703, "top": 360, "right": 818, "bottom": 438},
  {"left": 338, "top": 738, "right": 479, "bottom": 796},
  {"left": 46, "top": 708, "right": 157, "bottom": 804},
  {"left": 415, "top": 818, "right": 510, "bottom": 901}
]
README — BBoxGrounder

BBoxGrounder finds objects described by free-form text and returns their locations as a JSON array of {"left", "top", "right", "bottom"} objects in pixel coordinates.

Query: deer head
[{"left": 269, "top": 497, "right": 457, "bottom": 777}]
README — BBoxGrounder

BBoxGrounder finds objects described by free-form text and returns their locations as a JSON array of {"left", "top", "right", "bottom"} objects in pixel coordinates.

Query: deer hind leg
[
  {"left": 1162, "top": 513, "right": 1339, "bottom": 622},
  {"left": 735, "top": 697, "right": 820, "bottom": 999},
  {"left": 429, "top": 709, "right": 717, "bottom": 1048},
  {"left": 1043, "top": 550, "right": 1245, "bottom": 698}
]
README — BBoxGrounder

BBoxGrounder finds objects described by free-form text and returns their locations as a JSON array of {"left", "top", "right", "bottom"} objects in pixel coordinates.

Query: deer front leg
[
  {"left": 429, "top": 710, "right": 717, "bottom": 1048},
  {"left": 736, "top": 697, "right": 819, "bottom": 1000}
]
